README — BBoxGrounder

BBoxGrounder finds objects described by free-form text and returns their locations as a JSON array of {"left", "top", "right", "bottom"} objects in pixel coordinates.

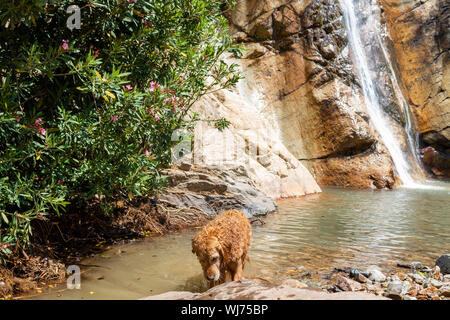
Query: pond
[{"left": 30, "top": 184, "right": 450, "bottom": 300}]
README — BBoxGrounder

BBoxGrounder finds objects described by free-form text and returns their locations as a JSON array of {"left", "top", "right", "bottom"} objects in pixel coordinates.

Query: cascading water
[{"left": 338, "top": 0, "right": 426, "bottom": 188}]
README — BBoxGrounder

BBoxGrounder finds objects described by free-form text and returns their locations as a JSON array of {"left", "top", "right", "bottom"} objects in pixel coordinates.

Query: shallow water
[{"left": 30, "top": 186, "right": 450, "bottom": 300}]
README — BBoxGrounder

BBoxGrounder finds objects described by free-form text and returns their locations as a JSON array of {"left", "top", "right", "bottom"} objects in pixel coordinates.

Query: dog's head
[{"left": 192, "top": 236, "right": 224, "bottom": 281}]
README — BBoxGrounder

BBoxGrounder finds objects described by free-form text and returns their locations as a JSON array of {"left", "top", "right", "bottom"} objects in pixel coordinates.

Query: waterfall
[{"left": 338, "top": 0, "right": 425, "bottom": 188}]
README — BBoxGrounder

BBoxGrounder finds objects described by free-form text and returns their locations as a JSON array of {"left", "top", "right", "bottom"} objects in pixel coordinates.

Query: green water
[{"left": 30, "top": 186, "right": 450, "bottom": 300}]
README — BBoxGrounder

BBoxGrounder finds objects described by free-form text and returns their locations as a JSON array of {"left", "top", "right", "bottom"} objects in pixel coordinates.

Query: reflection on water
[{"left": 31, "top": 186, "right": 450, "bottom": 300}]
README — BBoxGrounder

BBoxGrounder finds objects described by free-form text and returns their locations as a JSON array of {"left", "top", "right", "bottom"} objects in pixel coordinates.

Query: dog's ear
[{"left": 217, "top": 242, "right": 228, "bottom": 262}]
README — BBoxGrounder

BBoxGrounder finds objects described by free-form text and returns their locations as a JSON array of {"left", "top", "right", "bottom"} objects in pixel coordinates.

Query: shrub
[{"left": 0, "top": 0, "right": 241, "bottom": 259}]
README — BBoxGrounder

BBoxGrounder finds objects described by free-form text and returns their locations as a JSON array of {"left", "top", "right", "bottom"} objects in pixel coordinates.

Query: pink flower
[
  {"left": 122, "top": 84, "right": 133, "bottom": 91},
  {"left": 111, "top": 115, "right": 118, "bottom": 122},
  {"left": 35, "top": 118, "right": 42, "bottom": 125},
  {"left": 143, "top": 150, "right": 151, "bottom": 156},
  {"left": 1, "top": 244, "right": 8, "bottom": 249},
  {"left": 142, "top": 19, "right": 153, "bottom": 28},
  {"left": 16, "top": 118, "right": 20, "bottom": 122},
  {"left": 62, "top": 40, "right": 69, "bottom": 51},
  {"left": 154, "top": 115, "right": 161, "bottom": 121},
  {"left": 39, "top": 127, "right": 46, "bottom": 136},
  {"left": 127, "top": 0, "right": 137, "bottom": 3},
  {"left": 165, "top": 98, "right": 171, "bottom": 104}
]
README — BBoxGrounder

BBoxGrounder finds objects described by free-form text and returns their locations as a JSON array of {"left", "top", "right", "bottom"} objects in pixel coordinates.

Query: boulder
[
  {"left": 142, "top": 279, "right": 389, "bottom": 300},
  {"left": 161, "top": 166, "right": 277, "bottom": 218},
  {"left": 436, "top": 254, "right": 450, "bottom": 275}
]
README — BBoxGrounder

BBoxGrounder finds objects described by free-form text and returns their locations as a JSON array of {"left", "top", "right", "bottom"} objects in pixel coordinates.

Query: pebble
[
  {"left": 419, "top": 286, "right": 438, "bottom": 297},
  {"left": 411, "top": 262, "right": 422, "bottom": 270},
  {"left": 432, "top": 266, "right": 441, "bottom": 280},
  {"left": 412, "top": 273, "right": 426, "bottom": 284},
  {"left": 398, "top": 273, "right": 407, "bottom": 281},
  {"left": 368, "top": 270, "right": 386, "bottom": 283},
  {"left": 324, "top": 262, "right": 450, "bottom": 301},
  {"left": 356, "top": 273, "right": 369, "bottom": 283},
  {"left": 439, "top": 286, "right": 450, "bottom": 297},
  {"left": 397, "top": 262, "right": 411, "bottom": 268},
  {"left": 429, "top": 279, "right": 443, "bottom": 289},
  {"left": 407, "top": 288, "right": 418, "bottom": 297},
  {"left": 386, "top": 281, "right": 403, "bottom": 299}
]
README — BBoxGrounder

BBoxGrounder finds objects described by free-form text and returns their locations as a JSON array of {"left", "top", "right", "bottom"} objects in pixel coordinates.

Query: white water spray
[{"left": 339, "top": 0, "right": 427, "bottom": 188}]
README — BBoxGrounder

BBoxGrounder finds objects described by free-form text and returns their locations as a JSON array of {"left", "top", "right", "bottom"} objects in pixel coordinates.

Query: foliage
[{"left": 0, "top": 0, "right": 241, "bottom": 258}]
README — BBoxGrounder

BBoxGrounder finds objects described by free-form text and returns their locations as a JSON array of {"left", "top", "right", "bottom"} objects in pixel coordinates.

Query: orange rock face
[
  {"left": 226, "top": 0, "right": 397, "bottom": 189},
  {"left": 380, "top": 0, "right": 450, "bottom": 179}
]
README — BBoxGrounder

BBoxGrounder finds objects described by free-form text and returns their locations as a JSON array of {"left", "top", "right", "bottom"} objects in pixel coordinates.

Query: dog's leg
[{"left": 232, "top": 261, "right": 243, "bottom": 282}]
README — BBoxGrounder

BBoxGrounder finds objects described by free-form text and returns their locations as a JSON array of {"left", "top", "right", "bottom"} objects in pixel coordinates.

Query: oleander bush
[{"left": 0, "top": 0, "right": 241, "bottom": 261}]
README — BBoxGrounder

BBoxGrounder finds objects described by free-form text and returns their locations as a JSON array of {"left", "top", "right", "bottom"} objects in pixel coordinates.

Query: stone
[
  {"left": 432, "top": 266, "right": 441, "bottom": 280},
  {"left": 436, "top": 254, "right": 450, "bottom": 275},
  {"left": 411, "top": 262, "right": 422, "bottom": 270},
  {"left": 439, "top": 286, "right": 450, "bottom": 297},
  {"left": 444, "top": 275, "right": 450, "bottom": 283},
  {"left": 407, "top": 288, "right": 418, "bottom": 297},
  {"left": 429, "top": 279, "right": 443, "bottom": 289},
  {"left": 143, "top": 279, "right": 390, "bottom": 300},
  {"left": 368, "top": 270, "right": 386, "bottom": 283},
  {"left": 391, "top": 275, "right": 400, "bottom": 282},
  {"left": 356, "top": 273, "right": 369, "bottom": 283},
  {"left": 281, "top": 279, "right": 308, "bottom": 289},
  {"left": 177, "top": 161, "right": 192, "bottom": 171},
  {"left": 386, "top": 281, "right": 403, "bottom": 299},
  {"left": 350, "top": 269, "right": 370, "bottom": 279},
  {"left": 161, "top": 166, "right": 278, "bottom": 218},
  {"left": 334, "top": 276, "right": 353, "bottom": 292},
  {"left": 419, "top": 286, "right": 438, "bottom": 297},
  {"left": 398, "top": 273, "right": 407, "bottom": 281},
  {"left": 411, "top": 273, "right": 426, "bottom": 285},
  {"left": 397, "top": 262, "right": 412, "bottom": 269},
  {"left": 403, "top": 295, "right": 417, "bottom": 301}
]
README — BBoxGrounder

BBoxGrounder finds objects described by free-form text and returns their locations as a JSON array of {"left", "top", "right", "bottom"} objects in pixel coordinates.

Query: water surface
[{"left": 31, "top": 186, "right": 450, "bottom": 300}]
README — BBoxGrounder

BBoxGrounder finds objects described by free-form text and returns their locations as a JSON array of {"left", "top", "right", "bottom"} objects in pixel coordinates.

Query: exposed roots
[{"left": 1, "top": 196, "right": 212, "bottom": 299}]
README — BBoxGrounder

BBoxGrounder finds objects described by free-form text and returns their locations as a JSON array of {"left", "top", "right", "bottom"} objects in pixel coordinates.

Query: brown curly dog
[{"left": 192, "top": 209, "right": 252, "bottom": 288}]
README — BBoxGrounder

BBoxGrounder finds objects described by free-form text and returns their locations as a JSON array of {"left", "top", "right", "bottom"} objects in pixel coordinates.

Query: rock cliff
[
  {"left": 380, "top": 0, "right": 450, "bottom": 179},
  {"left": 219, "top": 0, "right": 401, "bottom": 189},
  {"left": 178, "top": 0, "right": 448, "bottom": 199}
]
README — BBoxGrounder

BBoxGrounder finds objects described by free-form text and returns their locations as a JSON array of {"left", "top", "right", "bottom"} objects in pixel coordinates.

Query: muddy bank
[
  {"left": 0, "top": 164, "right": 281, "bottom": 299},
  {"left": 0, "top": 198, "right": 206, "bottom": 299}
]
